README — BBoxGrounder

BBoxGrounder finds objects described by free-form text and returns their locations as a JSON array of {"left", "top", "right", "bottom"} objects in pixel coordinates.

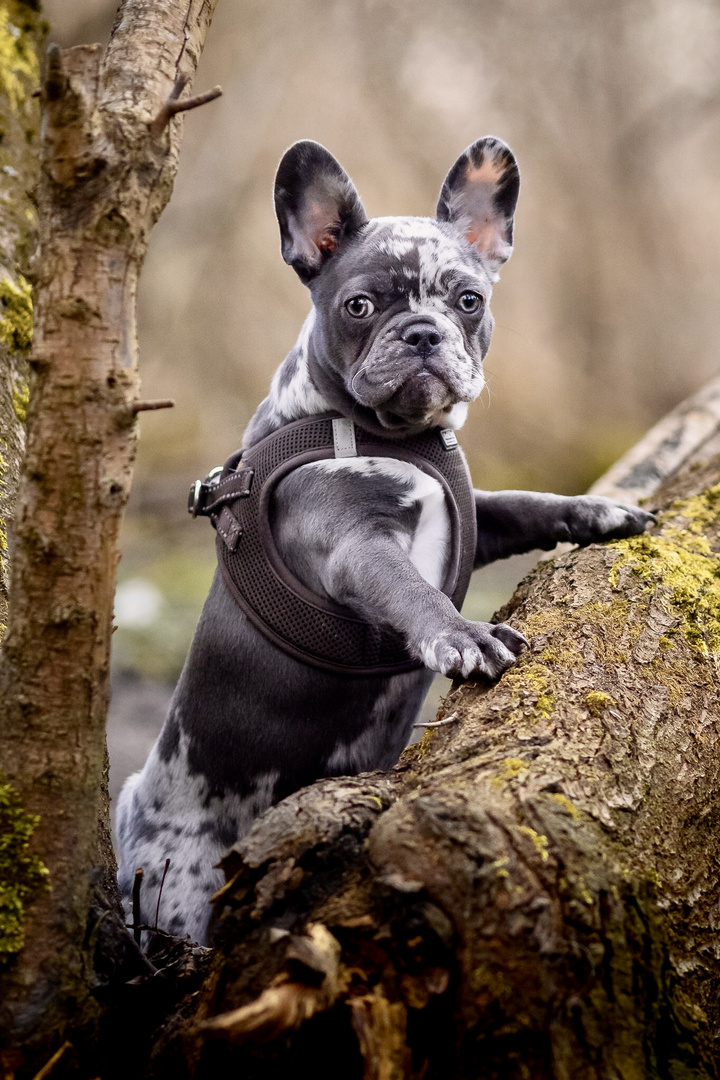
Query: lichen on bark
[
  {"left": 610, "top": 483, "right": 720, "bottom": 655},
  {"left": 0, "top": 1, "right": 40, "bottom": 112},
  {"left": 167, "top": 456, "right": 720, "bottom": 1080},
  {"left": 0, "top": 0, "right": 42, "bottom": 627},
  {"left": 0, "top": 779, "right": 48, "bottom": 962},
  {"left": 0, "top": 0, "right": 43, "bottom": 1010},
  {"left": 0, "top": 3, "right": 222, "bottom": 1067},
  {"left": 0, "top": 274, "right": 32, "bottom": 354}
]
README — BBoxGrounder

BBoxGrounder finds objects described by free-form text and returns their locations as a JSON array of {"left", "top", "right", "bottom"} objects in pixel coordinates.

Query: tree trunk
[
  {"left": 161, "top": 411, "right": 720, "bottom": 1079},
  {"left": 0, "top": 0, "right": 54, "bottom": 1067},
  {"left": 0, "top": 2, "right": 219, "bottom": 1073},
  {"left": 0, "top": 0, "right": 42, "bottom": 634}
]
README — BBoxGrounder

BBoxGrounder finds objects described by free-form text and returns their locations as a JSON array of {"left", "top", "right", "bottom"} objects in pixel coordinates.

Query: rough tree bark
[
  {"left": 152, "top": 395, "right": 720, "bottom": 1080},
  {"left": 3, "top": 3, "right": 720, "bottom": 1074},
  {"left": 0, "top": 2, "right": 220, "bottom": 1073},
  {"left": 0, "top": 0, "right": 41, "bottom": 635}
]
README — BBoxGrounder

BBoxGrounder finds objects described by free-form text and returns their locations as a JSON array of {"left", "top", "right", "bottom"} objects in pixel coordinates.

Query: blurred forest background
[{"left": 43, "top": 0, "right": 720, "bottom": 799}]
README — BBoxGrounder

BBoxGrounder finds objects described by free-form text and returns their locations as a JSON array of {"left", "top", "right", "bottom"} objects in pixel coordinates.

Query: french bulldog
[{"left": 116, "top": 137, "right": 653, "bottom": 945}]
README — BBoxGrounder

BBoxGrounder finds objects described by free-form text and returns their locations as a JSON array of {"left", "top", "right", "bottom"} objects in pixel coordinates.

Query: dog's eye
[
  {"left": 345, "top": 296, "right": 375, "bottom": 319},
  {"left": 457, "top": 292, "right": 483, "bottom": 314}
]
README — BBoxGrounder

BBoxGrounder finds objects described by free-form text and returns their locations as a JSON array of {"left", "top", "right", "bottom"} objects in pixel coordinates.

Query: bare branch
[
  {"left": 154, "top": 857, "right": 171, "bottom": 930},
  {"left": 132, "top": 868, "right": 144, "bottom": 947},
  {"left": 132, "top": 398, "right": 175, "bottom": 413},
  {"left": 29, "top": 1042, "right": 72, "bottom": 1080},
  {"left": 43, "top": 43, "right": 65, "bottom": 102},
  {"left": 149, "top": 74, "right": 222, "bottom": 139},
  {"left": 412, "top": 713, "right": 458, "bottom": 729}
]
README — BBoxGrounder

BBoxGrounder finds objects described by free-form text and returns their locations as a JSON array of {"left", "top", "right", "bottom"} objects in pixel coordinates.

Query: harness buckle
[
  {"left": 188, "top": 466, "right": 224, "bottom": 518},
  {"left": 188, "top": 479, "right": 203, "bottom": 518}
]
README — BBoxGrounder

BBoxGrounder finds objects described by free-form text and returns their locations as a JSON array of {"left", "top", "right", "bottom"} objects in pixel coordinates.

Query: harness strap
[{"left": 190, "top": 412, "right": 477, "bottom": 676}]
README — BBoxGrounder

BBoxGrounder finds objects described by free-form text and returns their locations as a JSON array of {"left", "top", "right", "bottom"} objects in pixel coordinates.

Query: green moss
[
  {"left": 491, "top": 855, "right": 510, "bottom": 879},
  {"left": 522, "top": 609, "right": 567, "bottom": 638},
  {"left": 490, "top": 756, "right": 529, "bottom": 789},
  {"left": 540, "top": 644, "right": 583, "bottom": 668},
  {"left": 549, "top": 792, "right": 581, "bottom": 819},
  {"left": 11, "top": 379, "right": 27, "bottom": 422},
  {"left": 0, "top": 449, "right": 5, "bottom": 552},
  {"left": 0, "top": 779, "right": 48, "bottom": 962},
  {"left": 0, "top": 274, "right": 32, "bottom": 351},
  {"left": 584, "top": 690, "right": 616, "bottom": 717},
  {"left": 468, "top": 961, "right": 515, "bottom": 1005},
  {"left": 609, "top": 486, "right": 720, "bottom": 657},
  {"left": 516, "top": 825, "right": 549, "bottom": 862},
  {"left": 501, "top": 660, "right": 556, "bottom": 721},
  {"left": 416, "top": 728, "right": 435, "bottom": 759},
  {"left": 0, "top": 4, "right": 40, "bottom": 113},
  {"left": 499, "top": 757, "right": 527, "bottom": 779},
  {"left": 668, "top": 486, "right": 720, "bottom": 536},
  {"left": 524, "top": 610, "right": 586, "bottom": 669}
]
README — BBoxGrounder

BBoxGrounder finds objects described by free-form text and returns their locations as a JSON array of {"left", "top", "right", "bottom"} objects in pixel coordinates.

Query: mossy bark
[
  {"left": 0, "top": 0, "right": 53, "bottom": 1025},
  {"left": 164, "top": 452, "right": 720, "bottom": 1080},
  {"left": 0, "top": 2, "right": 219, "bottom": 1073},
  {"left": 0, "top": 0, "right": 43, "bottom": 633}
]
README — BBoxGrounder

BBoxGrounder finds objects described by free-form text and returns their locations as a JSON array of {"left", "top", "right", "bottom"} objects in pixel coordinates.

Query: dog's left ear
[
  {"left": 436, "top": 137, "right": 520, "bottom": 273},
  {"left": 274, "top": 141, "right": 368, "bottom": 284}
]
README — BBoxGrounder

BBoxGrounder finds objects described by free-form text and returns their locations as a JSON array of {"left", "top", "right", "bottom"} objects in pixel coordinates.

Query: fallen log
[{"left": 155, "top": 409, "right": 720, "bottom": 1079}]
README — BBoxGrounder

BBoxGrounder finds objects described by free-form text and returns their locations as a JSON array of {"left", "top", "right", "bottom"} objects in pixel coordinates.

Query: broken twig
[
  {"left": 30, "top": 1041, "right": 72, "bottom": 1080},
  {"left": 413, "top": 713, "right": 458, "bottom": 729},
  {"left": 43, "top": 43, "right": 65, "bottom": 102},
  {"left": 154, "top": 857, "right": 171, "bottom": 931},
  {"left": 132, "top": 867, "right": 143, "bottom": 946},
  {"left": 149, "top": 73, "right": 222, "bottom": 139},
  {"left": 132, "top": 398, "right": 175, "bottom": 413}
]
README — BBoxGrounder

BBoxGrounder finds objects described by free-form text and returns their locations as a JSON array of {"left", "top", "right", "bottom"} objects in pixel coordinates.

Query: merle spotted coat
[{"left": 116, "top": 138, "right": 653, "bottom": 943}]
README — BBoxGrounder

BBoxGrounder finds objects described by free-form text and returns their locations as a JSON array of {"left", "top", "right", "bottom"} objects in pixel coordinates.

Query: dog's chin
[{"left": 372, "top": 372, "right": 456, "bottom": 433}]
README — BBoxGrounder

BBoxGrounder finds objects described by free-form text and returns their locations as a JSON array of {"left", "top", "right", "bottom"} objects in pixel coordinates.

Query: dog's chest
[
  {"left": 390, "top": 460, "right": 450, "bottom": 588},
  {"left": 311, "top": 455, "right": 451, "bottom": 589}
]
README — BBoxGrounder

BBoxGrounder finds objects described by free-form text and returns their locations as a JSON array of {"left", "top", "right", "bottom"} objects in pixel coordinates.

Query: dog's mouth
[{"left": 372, "top": 370, "right": 456, "bottom": 430}]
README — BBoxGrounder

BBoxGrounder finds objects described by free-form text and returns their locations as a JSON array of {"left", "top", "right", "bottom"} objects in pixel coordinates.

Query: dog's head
[{"left": 274, "top": 138, "right": 519, "bottom": 437}]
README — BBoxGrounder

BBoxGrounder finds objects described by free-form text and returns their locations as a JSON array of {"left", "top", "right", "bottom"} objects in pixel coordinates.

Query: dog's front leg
[
  {"left": 327, "top": 532, "right": 528, "bottom": 679},
  {"left": 272, "top": 464, "right": 527, "bottom": 680},
  {"left": 474, "top": 490, "right": 656, "bottom": 568}
]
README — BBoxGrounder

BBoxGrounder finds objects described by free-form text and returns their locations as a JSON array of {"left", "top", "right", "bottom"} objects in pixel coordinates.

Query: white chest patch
[
  {"left": 396, "top": 463, "right": 450, "bottom": 590},
  {"left": 313, "top": 456, "right": 451, "bottom": 589}
]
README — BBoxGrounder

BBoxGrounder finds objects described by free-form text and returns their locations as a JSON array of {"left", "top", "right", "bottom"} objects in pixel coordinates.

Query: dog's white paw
[
  {"left": 418, "top": 621, "right": 527, "bottom": 680},
  {"left": 563, "top": 497, "right": 656, "bottom": 546}
]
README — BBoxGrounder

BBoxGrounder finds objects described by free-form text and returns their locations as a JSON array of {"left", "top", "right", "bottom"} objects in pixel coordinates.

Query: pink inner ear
[
  {"left": 465, "top": 219, "right": 499, "bottom": 253},
  {"left": 460, "top": 154, "right": 509, "bottom": 256},
  {"left": 317, "top": 233, "right": 337, "bottom": 253},
  {"left": 305, "top": 197, "right": 339, "bottom": 253},
  {"left": 464, "top": 157, "right": 505, "bottom": 186}
]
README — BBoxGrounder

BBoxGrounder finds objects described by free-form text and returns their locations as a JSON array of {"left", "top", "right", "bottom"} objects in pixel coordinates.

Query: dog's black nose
[{"left": 402, "top": 323, "right": 443, "bottom": 355}]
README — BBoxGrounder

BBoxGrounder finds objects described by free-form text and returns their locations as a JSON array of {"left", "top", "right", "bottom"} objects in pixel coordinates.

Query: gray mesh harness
[{"left": 189, "top": 413, "right": 477, "bottom": 676}]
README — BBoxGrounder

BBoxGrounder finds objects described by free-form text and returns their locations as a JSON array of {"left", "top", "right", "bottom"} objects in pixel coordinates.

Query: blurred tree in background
[{"left": 43, "top": 0, "right": 720, "bottom": 689}]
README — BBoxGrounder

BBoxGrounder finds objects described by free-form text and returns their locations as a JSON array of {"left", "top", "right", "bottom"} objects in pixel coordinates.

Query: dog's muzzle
[{"left": 350, "top": 313, "right": 478, "bottom": 418}]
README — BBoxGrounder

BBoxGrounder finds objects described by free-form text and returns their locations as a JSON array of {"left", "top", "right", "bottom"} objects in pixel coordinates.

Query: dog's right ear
[
  {"left": 274, "top": 141, "right": 368, "bottom": 284},
  {"left": 436, "top": 137, "right": 520, "bottom": 274}
]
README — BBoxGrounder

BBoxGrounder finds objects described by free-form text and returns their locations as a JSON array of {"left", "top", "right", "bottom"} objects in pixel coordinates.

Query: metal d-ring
[{"left": 188, "top": 479, "right": 203, "bottom": 517}]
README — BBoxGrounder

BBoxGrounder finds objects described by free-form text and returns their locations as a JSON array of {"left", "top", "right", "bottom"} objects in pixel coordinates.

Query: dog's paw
[
  {"left": 417, "top": 621, "right": 528, "bottom": 680},
  {"left": 560, "top": 496, "right": 656, "bottom": 547}
]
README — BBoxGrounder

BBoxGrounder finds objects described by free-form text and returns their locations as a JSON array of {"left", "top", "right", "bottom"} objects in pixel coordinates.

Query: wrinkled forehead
[{"left": 321, "top": 216, "right": 492, "bottom": 299}]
